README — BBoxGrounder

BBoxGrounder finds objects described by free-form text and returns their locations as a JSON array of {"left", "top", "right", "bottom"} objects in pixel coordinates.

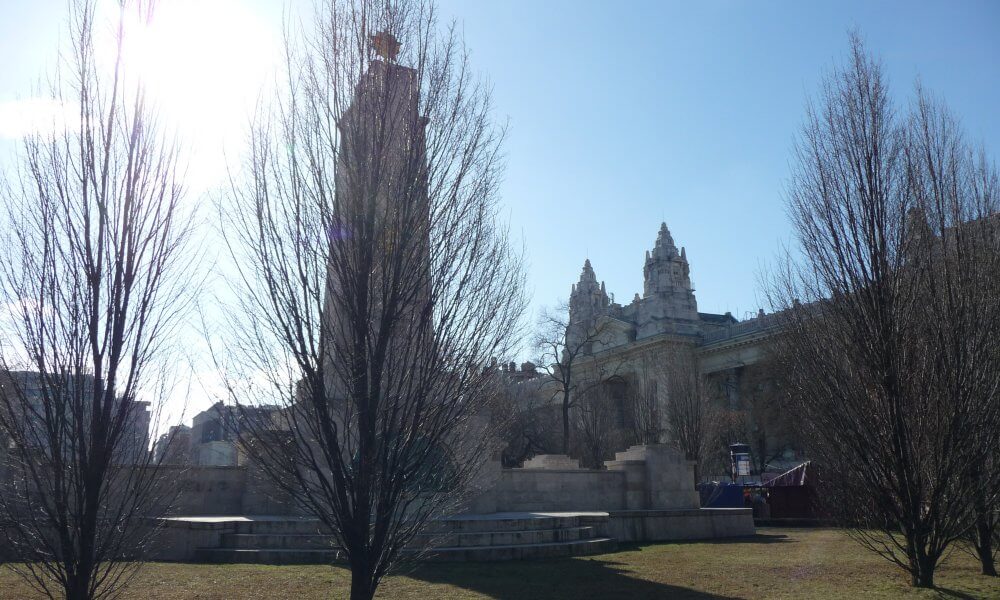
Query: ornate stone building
[
  {"left": 564, "top": 222, "right": 798, "bottom": 475},
  {"left": 568, "top": 222, "right": 733, "bottom": 350}
]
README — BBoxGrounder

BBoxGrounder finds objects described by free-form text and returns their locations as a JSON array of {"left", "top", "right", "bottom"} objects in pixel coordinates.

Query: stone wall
[
  {"left": 150, "top": 444, "right": 754, "bottom": 559},
  {"left": 241, "top": 462, "right": 298, "bottom": 515},
  {"left": 163, "top": 445, "right": 712, "bottom": 522},
  {"left": 470, "top": 445, "right": 701, "bottom": 514},
  {"left": 489, "top": 468, "right": 627, "bottom": 512},
  {"left": 165, "top": 466, "right": 247, "bottom": 516},
  {"left": 605, "top": 508, "right": 754, "bottom": 541}
]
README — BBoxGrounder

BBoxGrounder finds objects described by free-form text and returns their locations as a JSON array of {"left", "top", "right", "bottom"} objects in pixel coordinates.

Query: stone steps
[
  {"left": 220, "top": 524, "right": 597, "bottom": 551},
  {"left": 424, "top": 537, "right": 618, "bottom": 562},
  {"left": 221, "top": 533, "right": 335, "bottom": 549},
  {"left": 428, "top": 513, "right": 584, "bottom": 533},
  {"left": 195, "top": 547, "right": 344, "bottom": 564},
  {"left": 193, "top": 512, "right": 617, "bottom": 564},
  {"left": 231, "top": 518, "right": 326, "bottom": 535},
  {"left": 416, "top": 525, "right": 595, "bottom": 547},
  {"left": 196, "top": 536, "right": 618, "bottom": 564}
]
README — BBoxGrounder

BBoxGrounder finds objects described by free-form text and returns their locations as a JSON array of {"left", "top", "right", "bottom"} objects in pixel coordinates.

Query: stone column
[
  {"left": 725, "top": 368, "right": 741, "bottom": 410},
  {"left": 608, "top": 445, "right": 700, "bottom": 510}
]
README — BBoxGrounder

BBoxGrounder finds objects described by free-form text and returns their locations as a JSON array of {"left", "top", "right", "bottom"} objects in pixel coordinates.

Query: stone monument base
[
  {"left": 149, "top": 444, "right": 756, "bottom": 563},
  {"left": 151, "top": 508, "right": 753, "bottom": 563}
]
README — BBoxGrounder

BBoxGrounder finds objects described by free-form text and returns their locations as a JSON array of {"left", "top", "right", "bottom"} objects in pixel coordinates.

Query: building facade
[
  {"left": 0, "top": 371, "right": 151, "bottom": 465},
  {"left": 153, "top": 424, "right": 192, "bottom": 465},
  {"left": 561, "top": 223, "right": 798, "bottom": 475}
]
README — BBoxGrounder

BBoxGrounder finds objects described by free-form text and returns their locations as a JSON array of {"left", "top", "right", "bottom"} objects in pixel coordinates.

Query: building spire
[
  {"left": 653, "top": 222, "right": 678, "bottom": 258},
  {"left": 579, "top": 258, "right": 597, "bottom": 283},
  {"left": 568, "top": 257, "right": 610, "bottom": 349}
]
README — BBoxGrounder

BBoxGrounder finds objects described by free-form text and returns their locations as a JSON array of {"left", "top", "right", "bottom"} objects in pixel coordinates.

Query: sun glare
[
  {"left": 118, "top": 0, "right": 279, "bottom": 189},
  {"left": 0, "top": 98, "right": 78, "bottom": 139}
]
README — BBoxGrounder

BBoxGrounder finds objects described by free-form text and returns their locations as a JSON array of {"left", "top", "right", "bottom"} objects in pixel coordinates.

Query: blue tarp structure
[
  {"left": 698, "top": 463, "right": 822, "bottom": 521},
  {"left": 698, "top": 482, "right": 744, "bottom": 508}
]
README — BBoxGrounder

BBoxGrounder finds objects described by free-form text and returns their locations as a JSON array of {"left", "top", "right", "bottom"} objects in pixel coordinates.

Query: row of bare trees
[{"left": 769, "top": 34, "right": 1000, "bottom": 587}]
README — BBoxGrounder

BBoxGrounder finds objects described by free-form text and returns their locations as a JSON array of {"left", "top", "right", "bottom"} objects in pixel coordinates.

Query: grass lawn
[{"left": 1, "top": 528, "right": 998, "bottom": 599}]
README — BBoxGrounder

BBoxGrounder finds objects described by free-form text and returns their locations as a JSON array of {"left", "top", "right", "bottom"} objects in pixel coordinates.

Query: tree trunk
[
  {"left": 68, "top": 494, "right": 99, "bottom": 600},
  {"left": 562, "top": 402, "right": 570, "bottom": 455},
  {"left": 975, "top": 512, "right": 998, "bottom": 577},
  {"left": 910, "top": 551, "right": 936, "bottom": 588},
  {"left": 66, "top": 570, "right": 93, "bottom": 600},
  {"left": 350, "top": 565, "right": 377, "bottom": 600},
  {"left": 971, "top": 477, "right": 998, "bottom": 577}
]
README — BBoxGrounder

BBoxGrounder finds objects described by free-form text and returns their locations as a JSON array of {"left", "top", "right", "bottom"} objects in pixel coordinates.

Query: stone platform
[
  {"left": 155, "top": 512, "right": 617, "bottom": 564},
  {"left": 150, "top": 445, "right": 755, "bottom": 563},
  {"left": 153, "top": 507, "right": 752, "bottom": 564}
]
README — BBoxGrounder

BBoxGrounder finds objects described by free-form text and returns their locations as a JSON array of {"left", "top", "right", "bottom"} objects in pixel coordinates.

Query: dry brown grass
[{"left": 1, "top": 528, "right": 997, "bottom": 599}]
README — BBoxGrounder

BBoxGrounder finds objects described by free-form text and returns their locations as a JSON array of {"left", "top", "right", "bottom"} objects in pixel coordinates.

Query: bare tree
[
  {"left": 535, "top": 302, "right": 620, "bottom": 454},
  {"left": 737, "top": 362, "right": 797, "bottom": 475},
  {"left": 659, "top": 352, "right": 716, "bottom": 485},
  {"left": 574, "top": 383, "right": 620, "bottom": 469},
  {"left": 626, "top": 357, "right": 663, "bottom": 447},
  {"left": 770, "top": 34, "right": 1000, "bottom": 588},
  {"left": 216, "top": 1, "right": 524, "bottom": 599},
  {"left": 0, "top": 1, "right": 193, "bottom": 599},
  {"left": 497, "top": 374, "right": 561, "bottom": 467}
]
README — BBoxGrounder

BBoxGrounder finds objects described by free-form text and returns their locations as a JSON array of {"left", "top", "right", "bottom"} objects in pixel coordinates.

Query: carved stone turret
[
  {"left": 637, "top": 223, "right": 698, "bottom": 336},
  {"left": 567, "top": 259, "right": 610, "bottom": 350},
  {"left": 644, "top": 222, "right": 689, "bottom": 295},
  {"left": 567, "top": 223, "right": 706, "bottom": 352}
]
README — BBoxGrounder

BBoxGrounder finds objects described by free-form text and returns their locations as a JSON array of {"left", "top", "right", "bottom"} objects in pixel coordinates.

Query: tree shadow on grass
[
  {"left": 651, "top": 533, "right": 794, "bottom": 546},
  {"left": 931, "top": 587, "right": 983, "bottom": 600},
  {"left": 405, "top": 556, "right": 744, "bottom": 600}
]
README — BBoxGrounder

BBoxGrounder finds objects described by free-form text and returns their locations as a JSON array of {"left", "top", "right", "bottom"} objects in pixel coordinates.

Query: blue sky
[
  {"left": 431, "top": 0, "right": 1000, "bottom": 324},
  {"left": 1, "top": 0, "right": 998, "bottom": 345}
]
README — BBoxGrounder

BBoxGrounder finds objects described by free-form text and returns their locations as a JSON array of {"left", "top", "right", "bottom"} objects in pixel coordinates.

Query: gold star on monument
[{"left": 371, "top": 30, "right": 401, "bottom": 62}]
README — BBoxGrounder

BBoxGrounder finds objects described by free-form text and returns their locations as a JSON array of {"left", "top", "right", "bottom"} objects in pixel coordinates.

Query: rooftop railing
[{"left": 700, "top": 312, "right": 782, "bottom": 345}]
